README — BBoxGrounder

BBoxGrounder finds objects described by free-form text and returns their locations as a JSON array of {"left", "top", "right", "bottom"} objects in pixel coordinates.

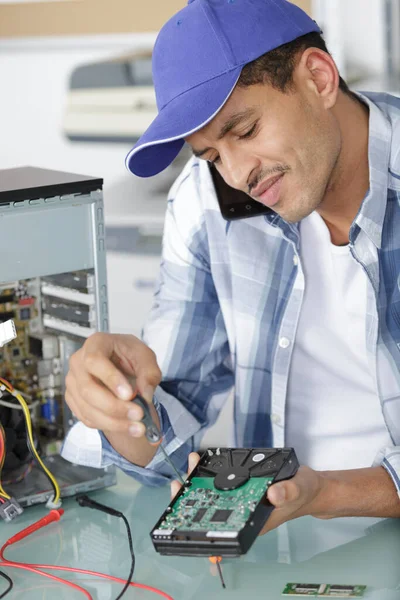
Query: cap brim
[{"left": 125, "top": 67, "right": 242, "bottom": 177}]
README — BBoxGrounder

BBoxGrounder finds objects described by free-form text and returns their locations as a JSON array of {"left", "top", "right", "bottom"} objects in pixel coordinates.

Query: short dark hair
[{"left": 237, "top": 32, "right": 354, "bottom": 98}]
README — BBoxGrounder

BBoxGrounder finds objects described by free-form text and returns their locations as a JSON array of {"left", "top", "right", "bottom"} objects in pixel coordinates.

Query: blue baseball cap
[{"left": 126, "top": 0, "right": 321, "bottom": 178}]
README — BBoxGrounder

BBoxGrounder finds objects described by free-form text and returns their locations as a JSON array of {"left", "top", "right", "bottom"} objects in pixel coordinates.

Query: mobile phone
[{"left": 209, "top": 163, "right": 272, "bottom": 221}]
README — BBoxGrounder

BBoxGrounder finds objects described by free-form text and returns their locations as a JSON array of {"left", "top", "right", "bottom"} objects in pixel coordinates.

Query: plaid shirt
[{"left": 62, "top": 92, "right": 400, "bottom": 497}]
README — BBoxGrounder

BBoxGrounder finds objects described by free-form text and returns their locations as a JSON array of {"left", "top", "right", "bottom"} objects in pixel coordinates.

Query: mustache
[{"left": 248, "top": 165, "right": 290, "bottom": 195}]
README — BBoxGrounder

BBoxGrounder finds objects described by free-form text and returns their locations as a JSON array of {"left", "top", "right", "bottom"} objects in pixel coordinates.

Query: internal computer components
[
  {"left": 0, "top": 269, "right": 95, "bottom": 462},
  {"left": 0, "top": 166, "right": 117, "bottom": 511},
  {"left": 282, "top": 583, "right": 367, "bottom": 597},
  {"left": 152, "top": 447, "right": 299, "bottom": 557},
  {"left": 0, "top": 271, "right": 117, "bottom": 509}
]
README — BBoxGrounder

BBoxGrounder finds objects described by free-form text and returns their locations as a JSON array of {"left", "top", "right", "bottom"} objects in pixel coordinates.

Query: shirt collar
[{"left": 352, "top": 91, "right": 392, "bottom": 249}]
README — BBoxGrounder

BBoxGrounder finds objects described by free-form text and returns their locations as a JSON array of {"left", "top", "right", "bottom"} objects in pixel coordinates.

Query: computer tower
[{"left": 0, "top": 166, "right": 117, "bottom": 507}]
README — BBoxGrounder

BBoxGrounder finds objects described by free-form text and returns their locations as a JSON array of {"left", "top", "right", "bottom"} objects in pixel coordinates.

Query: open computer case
[{"left": 0, "top": 166, "right": 117, "bottom": 508}]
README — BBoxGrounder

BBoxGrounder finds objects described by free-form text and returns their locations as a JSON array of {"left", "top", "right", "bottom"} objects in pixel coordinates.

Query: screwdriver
[
  {"left": 132, "top": 394, "right": 186, "bottom": 486},
  {"left": 209, "top": 556, "right": 226, "bottom": 589}
]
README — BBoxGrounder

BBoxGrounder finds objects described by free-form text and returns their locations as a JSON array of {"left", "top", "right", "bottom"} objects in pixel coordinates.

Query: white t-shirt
[{"left": 285, "top": 211, "right": 392, "bottom": 471}]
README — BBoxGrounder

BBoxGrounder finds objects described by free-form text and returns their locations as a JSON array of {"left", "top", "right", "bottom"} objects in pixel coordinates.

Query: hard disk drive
[{"left": 151, "top": 447, "right": 299, "bottom": 557}]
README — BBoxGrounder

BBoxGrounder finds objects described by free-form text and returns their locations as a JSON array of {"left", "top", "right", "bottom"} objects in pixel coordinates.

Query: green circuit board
[
  {"left": 282, "top": 583, "right": 367, "bottom": 597},
  {"left": 157, "top": 476, "right": 273, "bottom": 532}
]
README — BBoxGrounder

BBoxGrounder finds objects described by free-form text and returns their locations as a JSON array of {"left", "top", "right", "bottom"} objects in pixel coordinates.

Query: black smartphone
[{"left": 208, "top": 163, "right": 272, "bottom": 220}]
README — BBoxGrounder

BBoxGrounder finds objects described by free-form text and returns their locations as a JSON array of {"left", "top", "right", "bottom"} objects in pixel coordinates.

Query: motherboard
[{"left": 0, "top": 269, "right": 95, "bottom": 467}]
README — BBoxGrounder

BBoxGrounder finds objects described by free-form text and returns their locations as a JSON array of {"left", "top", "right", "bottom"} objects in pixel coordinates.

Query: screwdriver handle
[{"left": 132, "top": 394, "right": 161, "bottom": 444}]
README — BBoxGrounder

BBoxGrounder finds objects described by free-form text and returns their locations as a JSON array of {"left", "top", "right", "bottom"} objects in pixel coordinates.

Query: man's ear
[{"left": 296, "top": 47, "right": 339, "bottom": 109}]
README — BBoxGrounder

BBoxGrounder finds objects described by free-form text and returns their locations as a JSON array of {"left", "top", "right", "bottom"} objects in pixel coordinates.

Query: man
[{"left": 62, "top": 0, "right": 400, "bottom": 534}]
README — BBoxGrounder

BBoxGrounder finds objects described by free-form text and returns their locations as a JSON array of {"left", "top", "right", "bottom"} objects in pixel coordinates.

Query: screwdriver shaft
[
  {"left": 216, "top": 561, "right": 226, "bottom": 589},
  {"left": 159, "top": 442, "right": 186, "bottom": 486}
]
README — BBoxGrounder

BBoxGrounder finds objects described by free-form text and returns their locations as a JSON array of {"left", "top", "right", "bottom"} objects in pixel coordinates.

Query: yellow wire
[
  {"left": 0, "top": 380, "right": 61, "bottom": 505},
  {"left": 0, "top": 422, "right": 11, "bottom": 499}
]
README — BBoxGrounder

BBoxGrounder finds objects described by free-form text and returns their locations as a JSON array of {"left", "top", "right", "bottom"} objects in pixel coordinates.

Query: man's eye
[{"left": 239, "top": 123, "right": 257, "bottom": 139}]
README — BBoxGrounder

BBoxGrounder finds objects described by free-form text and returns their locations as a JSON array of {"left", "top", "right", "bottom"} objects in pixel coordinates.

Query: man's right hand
[{"left": 65, "top": 332, "right": 162, "bottom": 466}]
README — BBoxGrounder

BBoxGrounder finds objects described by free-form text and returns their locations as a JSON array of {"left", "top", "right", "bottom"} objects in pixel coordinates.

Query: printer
[{"left": 63, "top": 51, "right": 156, "bottom": 143}]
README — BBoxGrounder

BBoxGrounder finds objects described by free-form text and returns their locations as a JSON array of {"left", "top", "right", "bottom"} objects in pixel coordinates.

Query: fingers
[
  {"left": 130, "top": 346, "right": 162, "bottom": 402},
  {"left": 66, "top": 391, "right": 141, "bottom": 435},
  {"left": 110, "top": 333, "right": 162, "bottom": 402},
  {"left": 65, "top": 370, "right": 145, "bottom": 436},
  {"left": 71, "top": 332, "right": 162, "bottom": 402},
  {"left": 188, "top": 452, "right": 201, "bottom": 473},
  {"left": 66, "top": 332, "right": 163, "bottom": 439},
  {"left": 126, "top": 421, "right": 147, "bottom": 438},
  {"left": 267, "top": 482, "right": 288, "bottom": 507},
  {"left": 268, "top": 479, "right": 300, "bottom": 508},
  {"left": 260, "top": 480, "right": 304, "bottom": 535},
  {"left": 66, "top": 370, "right": 136, "bottom": 421},
  {"left": 65, "top": 372, "right": 143, "bottom": 434},
  {"left": 170, "top": 452, "right": 201, "bottom": 499},
  {"left": 171, "top": 480, "right": 181, "bottom": 499},
  {"left": 71, "top": 336, "right": 134, "bottom": 401}
]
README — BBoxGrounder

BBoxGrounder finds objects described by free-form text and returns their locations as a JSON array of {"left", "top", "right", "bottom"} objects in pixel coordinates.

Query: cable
[
  {"left": 0, "top": 506, "right": 175, "bottom": 600},
  {"left": 4, "top": 562, "right": 174, "bottom": 599},
  {"left": 76, "top": 495, "right": 135, "bottom": 600},
  {"left": 0, "top": 423, "right": 10, "bottom": 501},
  {"left": 0, "top": 561, "right": 93, "bottom": 599},
  {"left": 0, "top": 509, "right": 92, "bottom": 598},
  {"left": 0, "top": 378, "right": 61, "bottom": 506},
  {"left": 3, "top": 462, "right": 34, "bottom": 486},
  {"left": 0, "top": 562, "right": 174, "bottom": 600},
  {"left": 0, "top": 568, "right": 13, "bottom": 599},
  {"left": 0, "top": 399, "right": 39, "bottom": 411},
  {"left": 116, "top": 514, "right": 134, "bottom": 600},
  {"left": 0, "top": 408, "right": 34, "bottom": 489}
]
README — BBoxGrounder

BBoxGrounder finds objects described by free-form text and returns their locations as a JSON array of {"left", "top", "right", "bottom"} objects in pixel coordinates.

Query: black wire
[
  {"left": 114, "top": 514, "right": 135, "bottom": 600},
  {"left": 76, "top": 495, "right": 135, "bottom": 600},
  {"left": 0, "top": 569, "right": 13, "bottom": 599}
]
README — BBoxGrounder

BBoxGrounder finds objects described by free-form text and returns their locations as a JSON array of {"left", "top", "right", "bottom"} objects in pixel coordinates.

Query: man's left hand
[{"left": 261, "top": 464, "right": 328, "bottom": 534}]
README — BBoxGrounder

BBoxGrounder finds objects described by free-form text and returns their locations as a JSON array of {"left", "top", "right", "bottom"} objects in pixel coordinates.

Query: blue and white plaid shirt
[{"left": 62, "top": 92, "right": 400, "bottom": 497}]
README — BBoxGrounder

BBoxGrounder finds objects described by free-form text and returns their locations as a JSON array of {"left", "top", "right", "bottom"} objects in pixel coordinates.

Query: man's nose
[{"left": 221, "top": 149, "right": 254, "bottom": 192}]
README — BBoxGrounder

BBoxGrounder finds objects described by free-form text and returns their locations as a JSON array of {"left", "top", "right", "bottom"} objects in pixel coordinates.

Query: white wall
[
  {"left": 313, "top": 0, "right": 387, "bottom": 80},
  {"left": 342, "top": 0, "right": 386, "bottom": 78},
  {"left": 0, "top": 34, "right": 156, "bottom": 203}
]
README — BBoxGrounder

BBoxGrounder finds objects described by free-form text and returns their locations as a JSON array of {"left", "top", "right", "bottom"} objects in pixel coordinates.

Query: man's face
[{"left": 186, "top": 74, "right": 342, "bottom": 223}]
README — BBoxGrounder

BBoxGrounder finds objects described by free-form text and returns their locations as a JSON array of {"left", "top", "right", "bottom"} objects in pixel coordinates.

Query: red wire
[
  {"left": 0, "top": 516, "right": 175, "bottom": 600},
  {"left": 19, "top": 564, "right": 174, "bottom": 599},
  {"left": 0, "top": 381, "right": 94, "bottom": 599},
  {"left": 0, "top": 389, "right": 10, "bottom": 465},
  {"left": 0, "top": 425, "right": 5, "bottom": 464},
  {"left": 0, "top": 423, "right": 7, "bottom": 504},
  {"left": 0, "top": 421, "right": 176, "bottom": 600},
  {"left": 0, "top": 559, "right": 175, "bottom": 600},
  {"left": 0, "top": 377, "right": 13, "bottom": 391},
  {"left": 0, "top": 561, "right": 93, "bottom": 599}
]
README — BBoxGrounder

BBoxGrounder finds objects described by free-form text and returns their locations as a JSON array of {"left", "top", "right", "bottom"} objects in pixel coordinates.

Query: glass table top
[{"left": 1, "top": 471, "right": 399, "bottom": 599}]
